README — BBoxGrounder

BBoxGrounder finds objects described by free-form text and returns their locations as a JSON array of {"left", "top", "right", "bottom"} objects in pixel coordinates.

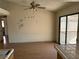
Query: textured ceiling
[{"left": 4, "top": 0, "right": 79, "bottom": 11}]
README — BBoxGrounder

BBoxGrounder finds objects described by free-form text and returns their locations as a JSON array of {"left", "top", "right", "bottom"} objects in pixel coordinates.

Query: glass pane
[
  {"left": 60, "top": 16, "right": 66, "bottom": 44},
  {"left": 60, "top": 17, "right": 66, "bottom": 31},
  {"left": 60, "top": 32, "right": 66, "bottom": 44},
  {"left": 3, "top": 36, "right": 6, "bottom": 45},
  {"left": 67, "top": 14, "right": 78, "bottom": 44},
  {"left": 1, "top": 20, "right": 5, "bottom": 28}
]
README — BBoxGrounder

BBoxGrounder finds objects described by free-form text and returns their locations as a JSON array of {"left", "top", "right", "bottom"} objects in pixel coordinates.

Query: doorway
[{"left": 0, "top": 16, "right": 8, "bottom": 45}]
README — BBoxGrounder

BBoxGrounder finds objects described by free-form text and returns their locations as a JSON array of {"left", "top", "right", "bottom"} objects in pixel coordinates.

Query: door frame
[{"left": 0, "top": 15, "right": 9, "bottom": 45}]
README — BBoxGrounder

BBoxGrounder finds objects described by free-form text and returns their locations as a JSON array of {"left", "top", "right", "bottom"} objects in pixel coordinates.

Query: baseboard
[{"left": 9, "top": 41, "right": 56, "bottom": 44}]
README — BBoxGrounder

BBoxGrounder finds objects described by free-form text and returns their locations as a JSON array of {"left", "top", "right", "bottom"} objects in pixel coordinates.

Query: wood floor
[{"left": 5, "top": 42, "right": 57, "bottom": 59}]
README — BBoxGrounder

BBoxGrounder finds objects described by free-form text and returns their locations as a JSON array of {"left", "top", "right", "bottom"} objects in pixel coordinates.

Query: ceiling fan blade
[
  {"left": 24, "top": 7, "right": 32, "bottom": 10},
  {"left": 36, "top": 4, "right": 40, "bottom": 7},
  {"left": 38, "top": 7, "right": 46, "bottom": 9},
  {"left": 29, "top": 7, "right": 33, "bottom": 9}
]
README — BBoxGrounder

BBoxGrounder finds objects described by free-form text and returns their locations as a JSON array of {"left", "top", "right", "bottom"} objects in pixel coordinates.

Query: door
[{"left": 59, "top": 13, "right": 79, "bottom": 44}]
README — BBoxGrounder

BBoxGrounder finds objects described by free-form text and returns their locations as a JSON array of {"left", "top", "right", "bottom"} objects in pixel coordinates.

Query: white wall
[
  {"left": 56, "top": 3, "right": 79, "bottom": 43},
  {"left": 5, "top": 2, "right": 56, "bottom": 43}
]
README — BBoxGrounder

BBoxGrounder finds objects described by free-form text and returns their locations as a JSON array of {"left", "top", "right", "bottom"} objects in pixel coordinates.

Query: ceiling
[
  {"left": 0, "top": 8, "right": 10, "bottom": 15},
  {"left": 4, "top": 0, "right": 79, "bottom": 11}
]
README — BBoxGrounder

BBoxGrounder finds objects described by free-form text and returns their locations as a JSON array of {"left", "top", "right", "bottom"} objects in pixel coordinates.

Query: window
[{"left": 59, "top": 13, "right": 79, "bottom": 44}]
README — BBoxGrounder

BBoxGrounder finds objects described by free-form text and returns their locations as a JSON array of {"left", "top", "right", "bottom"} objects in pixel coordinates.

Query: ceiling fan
[{"left": 24, "top": 1, "right": 46, "bottom": 10}]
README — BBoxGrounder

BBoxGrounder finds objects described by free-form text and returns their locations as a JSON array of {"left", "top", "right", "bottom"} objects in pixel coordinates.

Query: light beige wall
[
  {"left": 56, "top": 3, "right": 79, "bottom": 43},
  {"left": 6, "top": 2, "right": 56, "bottom": 43}
]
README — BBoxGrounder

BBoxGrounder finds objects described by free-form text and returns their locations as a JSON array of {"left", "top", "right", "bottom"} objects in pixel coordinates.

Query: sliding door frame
[{"left": 59, "top": 12, "right": 79, "bottom": 44}]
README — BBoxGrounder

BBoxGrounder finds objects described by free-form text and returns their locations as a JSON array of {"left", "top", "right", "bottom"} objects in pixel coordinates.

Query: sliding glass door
[
  {"left": 60, "top": 16, "right": 66, "bottom": 44},
  {"left": 59, "top": 13, "right": 78, "bottom": 44}
]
